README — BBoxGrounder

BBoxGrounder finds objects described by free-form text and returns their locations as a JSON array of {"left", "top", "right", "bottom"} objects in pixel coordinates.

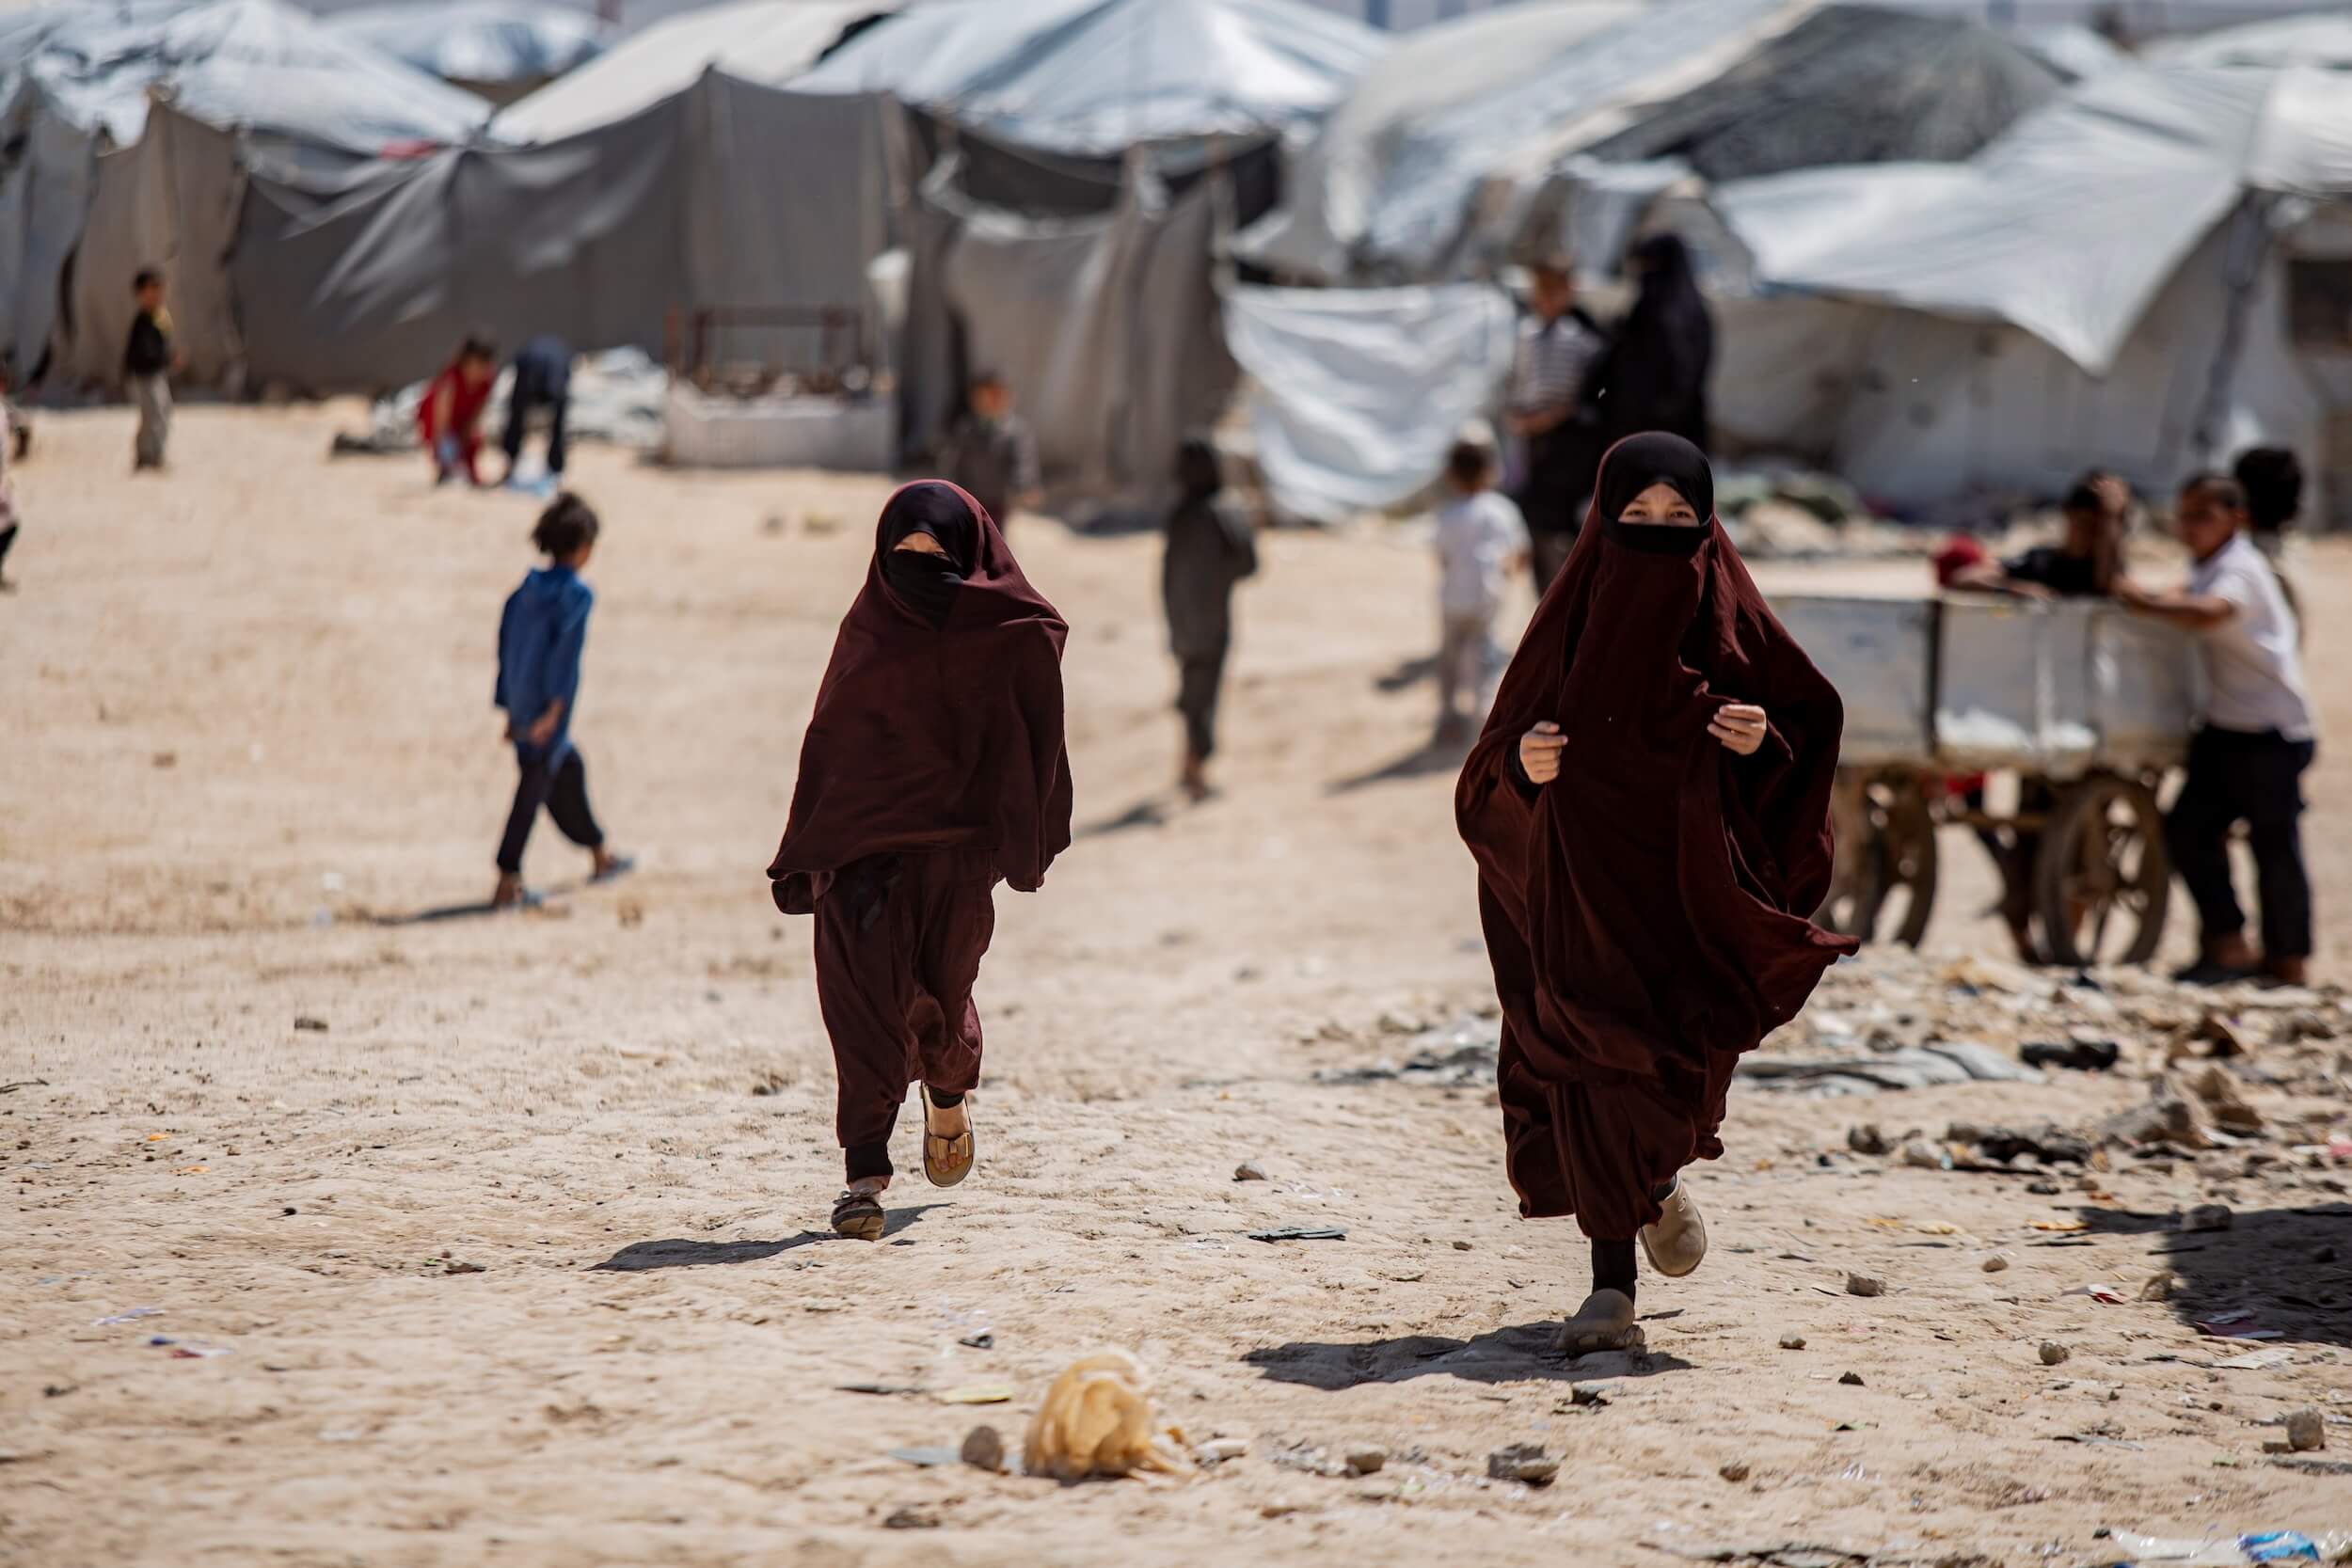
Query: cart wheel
[
  {"left": 1823, "top": 772, "right": 1938, "bottom": 947},
  {"left": 2035, "top": 775, "right": 2169, "bottom": 968}
]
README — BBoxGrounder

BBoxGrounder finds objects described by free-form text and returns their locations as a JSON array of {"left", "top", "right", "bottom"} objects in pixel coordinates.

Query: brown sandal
[
  {"left": 921, "top": 1086, "right": 974, "bottom": 1189},
  {"left": 832, "top": 1187, "right": 885, "bottom": 1241}
]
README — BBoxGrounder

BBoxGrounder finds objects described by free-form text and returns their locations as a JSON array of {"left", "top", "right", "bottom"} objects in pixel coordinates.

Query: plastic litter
[
  {"left": 888, "top": 1446, "right": 961, "bottom": 1467},
  {"left": 91, "top": 1307, "right": 164, "bottom": 1326},
  {"left": 941, "top": 1385, "right": 1013, "bottom": 1406},
  {"left": 1248, "top": 1227, "right": 1345, "bottom": 1243}
]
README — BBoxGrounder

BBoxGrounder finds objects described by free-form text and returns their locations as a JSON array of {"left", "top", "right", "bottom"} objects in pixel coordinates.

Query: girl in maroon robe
[
  {"left": 1456, "top": 433, "right": 1855, "bottom": 1352},
  {"left": 768, "top": 483, "right": 1073, "bottom": 1239}
]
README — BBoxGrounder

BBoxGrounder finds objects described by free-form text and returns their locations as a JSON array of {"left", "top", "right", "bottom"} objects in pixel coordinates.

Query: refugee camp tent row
[
  {"left": 1707, "top": 61, "right": 2352, "bottom": 523},
  {"left": 0, "top": 0, "right": 494, "bottom": 381},
  {"left": 791, "top": 0, "right": 1388, "bottom": 156},
  {"left": 1234, "top": 0, "right": 2063, "bottom": 286},
  {"left": 490, "top": 0, "right": 898, "bottom": 144},
  {"left": 232, "top": 71, "right": 899, "bottom": 394},
  {"left": 327, "top": 1, "right": 612, "bottom": 105},
  {"left": 898, "top": 137, "right": 1257, "bottom": 516}
]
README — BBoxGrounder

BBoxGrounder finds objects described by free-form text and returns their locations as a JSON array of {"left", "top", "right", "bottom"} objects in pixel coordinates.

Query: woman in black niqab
[
  {"left": 878, "top": 481, "right": 979, "bottom": 629},
  {"left": 1583, "top": 234, "right": 1716, "bottom": 452}
]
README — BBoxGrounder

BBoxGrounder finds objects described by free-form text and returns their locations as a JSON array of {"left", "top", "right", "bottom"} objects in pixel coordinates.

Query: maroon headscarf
[
  {"left": 768, "top": 482, "right": 1073, "bottom": 915},
  {"left": 1455, "top": 434, "right": 1856, "bottom": 1237}
]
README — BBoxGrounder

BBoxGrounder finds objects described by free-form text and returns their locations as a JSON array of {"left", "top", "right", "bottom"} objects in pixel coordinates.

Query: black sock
[
  {"left": 926, "top": 1088, "right": 964, "bottom": 1109},
  {"left": 1592, "top": 1237, "right": 1638, "bottom": 1302},
  {"left": 845, "top": 1141, "right": 893, "bottom": 1183}
]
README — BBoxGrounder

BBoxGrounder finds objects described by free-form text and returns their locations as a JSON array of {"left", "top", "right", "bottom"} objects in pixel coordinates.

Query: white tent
[
  {"left": 1234, "top": 0, "right": 2062, "bottom": 284},
  {"left": 0, "top": 0, "right": 494, "bottom": 152},
  {"left": 328, "top": 2, "right": 610, "bottom": 92},
  {"left": 2152, "top": 13, "right": 2352, "bottom": 71},
  {"left": 791, "top": 0, "right": 1390, "bottom": 155},
  {"left": 494, "top": 0, "right": 898, "bottom": 143},
  {"left": 1708, "top": 63, "right": 2352, "bottom": 519}
]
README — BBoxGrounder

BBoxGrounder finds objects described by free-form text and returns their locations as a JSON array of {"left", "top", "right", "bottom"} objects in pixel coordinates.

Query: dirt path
[{"left": 3, "top": 407, "right": 2346, "bottom": 1566}]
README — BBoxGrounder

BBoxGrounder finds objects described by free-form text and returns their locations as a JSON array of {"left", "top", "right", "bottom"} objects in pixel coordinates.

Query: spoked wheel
[
  {"left": 2035, "top": 774, "right": 2170, "bottom": 968},
  {"left": 1821, "top": 770, "right": 1938, "bottom": 948}
]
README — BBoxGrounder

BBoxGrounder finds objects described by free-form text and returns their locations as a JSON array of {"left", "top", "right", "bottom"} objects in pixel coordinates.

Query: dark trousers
[
  {"left": 1177, "top": 650, "right": 1227, "bottom": 761},
  {"left": 2166, "top": 727, "right": 2316, "bottom": 959},
  {"left": 814, "top": 851, "right": 995, "bottom": 1178},
  {"left": 496, "top": 747, "right": 604, "bottom": 876},
  {"left": 501, "top": 359, "right": 571, "bottom": 477}
]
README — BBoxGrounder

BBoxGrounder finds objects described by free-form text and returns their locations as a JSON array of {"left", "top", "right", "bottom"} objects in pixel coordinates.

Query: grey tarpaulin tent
[
  {"left": 230, "top": 70, "right": 899, "bottom": 393},
  {"left": 1706, "top": 62, "right": 2352, "bottom": 519},
  {"left": 53, "top": 99, "right": 246, "bottom": 388},
  {"left": 328, "top": 2, "right": 611, "bottom": 101},
  {"left": 0, "top": 0, "right": 496, "bottom": 155},
  {"left": 1235, "top": 0, "right": 2059, "bottom": 284},
  {"left": 794, "top": 0, "right": 1388, "bottom": 156},
  {"left": 902, "top": 151, "right": 1238, "bottom": 516},
  {"left": 0, "top": 84, "right": 95, "bottom": 379}
]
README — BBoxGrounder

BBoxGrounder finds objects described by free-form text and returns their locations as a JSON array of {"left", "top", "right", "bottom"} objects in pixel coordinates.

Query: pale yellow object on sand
[{"left": 1022, "top": 1351, "right": 1193, "bottom": 1482}]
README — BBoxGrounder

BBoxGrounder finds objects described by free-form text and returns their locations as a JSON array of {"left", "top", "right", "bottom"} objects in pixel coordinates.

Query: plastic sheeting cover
[
  {"left": 793, "top": 0, "right": 1388, "bottom": 155},
  {"left": 1222, "top": 281, "right": 1517, "bottom": 523},
  {"left": 1717, "top": 63, "right": 2352, "bottom": 374},
  {"left": 329, "top": 2, "right": 610, "bottom": 87},
  {"left": 0, "top": 0, "right": 494, "bottom": 152},
  {"left": 1232, "top": 0, "right": 1643, "bottom": 282},
  {"left": 494, "top": 0, "right": 898, "bottom": 143},
  {"left": 2152, "top": 14, "right": 2352, "bottom": 71}
]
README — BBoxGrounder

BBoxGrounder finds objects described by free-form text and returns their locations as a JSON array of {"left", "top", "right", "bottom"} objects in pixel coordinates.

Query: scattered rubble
[{"left": 1486, "top": 1444, "right": 1559, "bottom": 1486}]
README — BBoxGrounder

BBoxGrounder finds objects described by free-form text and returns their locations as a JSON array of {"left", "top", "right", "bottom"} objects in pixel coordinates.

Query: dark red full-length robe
[
  {"left": 768, "top": 483, "right": 1072, "bottom": 1150},
  {"left": 1455, "top": 455, "right": 1855, "bottom": 1240}
]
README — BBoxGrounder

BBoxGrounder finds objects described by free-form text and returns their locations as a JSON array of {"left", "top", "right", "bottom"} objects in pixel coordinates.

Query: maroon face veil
[
  {"left": 768, "top": 482, "right": 1073, "bottom": 915},
  {"left": 1454, "top": 435, "right": 1856, "bottom": 1237}
]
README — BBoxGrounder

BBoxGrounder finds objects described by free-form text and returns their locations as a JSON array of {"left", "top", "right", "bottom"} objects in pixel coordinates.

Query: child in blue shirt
[{"left": 493, "top": 494, "right": 629, "bottom": 907}]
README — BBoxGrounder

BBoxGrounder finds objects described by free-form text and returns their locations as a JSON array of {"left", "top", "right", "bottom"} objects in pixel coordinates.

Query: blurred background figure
[
  {"left": 1504, "top": 254, "right": 1603, "bottom": 589},
  {"left": 500, "top": 335, "right": 575, "bottom": 496},
  {"left": 1943, "top": 472, "right": 2131, "bottom": 601},
  {"left": 124, "top": 268, "right": 178, "bottom": 473},
  {"left": 1581, "top": 234, "right": 1714, "bottom": 458},
  {"left": 1162, "top": 434, "right": 1259, "bottom": 802},
  {"left": 421, "top": 333, "right": 501, "bottom": 487},
  {"left": 941, "top": 369, "right": 1042, "bottom": 530},
  {"left": 1433, "top": 427, "right": 1526, "bottom": 746}
]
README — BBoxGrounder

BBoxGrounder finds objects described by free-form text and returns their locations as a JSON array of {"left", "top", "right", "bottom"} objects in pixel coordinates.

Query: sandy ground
[{"left": 3, "top": 406, "right": 2348, "bottom": 1567}]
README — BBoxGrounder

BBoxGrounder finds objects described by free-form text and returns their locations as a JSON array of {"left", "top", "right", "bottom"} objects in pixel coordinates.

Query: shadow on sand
[
  {"left": 2079, "top": 1200, "right": 2352, "bottom": 1349},
  {"left": 590, "top": 1205, "right": 945, "bottom": 1271},
  {"left": 1075, "top": 795, "right": 1176, "bottom": 839},
  {"left": 1245, "top": 1320, "right": 1694, "bottom": 1390},
  {"left": 1327, "top": 737, "right": 1468, "bottom": 796}
]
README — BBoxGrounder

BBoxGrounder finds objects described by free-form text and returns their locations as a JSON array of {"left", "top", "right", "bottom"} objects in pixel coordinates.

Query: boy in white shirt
[
  {"left": 2119, "top": 473, "right": 2318, "bottom": 986},
  {"left": 1435, "top": 434, "right": 1528, "bottom": 743}
]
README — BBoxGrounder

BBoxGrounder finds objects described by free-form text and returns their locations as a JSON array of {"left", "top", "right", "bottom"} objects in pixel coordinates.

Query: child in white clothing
[{"left": 1434, "top": 435, "right": 1527, "bottom": 741}]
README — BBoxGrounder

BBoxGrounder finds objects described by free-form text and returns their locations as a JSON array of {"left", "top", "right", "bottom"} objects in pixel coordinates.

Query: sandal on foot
[
  {"left": 920, "top": 1085, "right": 974, "bottom": 1189},
  {"left": 831, "top": 1187, "right": 886, "bottom": 1242},
  {"left": 1557, "top": 1289, "right": 1645, "bottom": 1355},
  {"left": 590, "top": 854, "right": 637, "bottom": 885},
  {"left": 1640, "top": 1177, "right": 1707, "bottom": 1279}
]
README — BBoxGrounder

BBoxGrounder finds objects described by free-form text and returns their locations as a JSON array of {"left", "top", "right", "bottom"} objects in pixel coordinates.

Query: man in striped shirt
[{"left": 1506, "top": 256, "right": 1605, "bottom": 590}]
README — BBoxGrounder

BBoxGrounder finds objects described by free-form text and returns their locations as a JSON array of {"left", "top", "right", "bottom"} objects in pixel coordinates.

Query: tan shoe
[
  {"left": 1640, "top": 1177, "right": 1707, "bottom": 1279},
  {"left": 1557, "top": 1289, "right": 1645, "bottom": 1355}
]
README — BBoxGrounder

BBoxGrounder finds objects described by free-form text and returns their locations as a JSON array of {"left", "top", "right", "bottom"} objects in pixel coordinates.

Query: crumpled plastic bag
[{"left": 1022, "top": 1351, "right": 1192, "bottom": 1482}]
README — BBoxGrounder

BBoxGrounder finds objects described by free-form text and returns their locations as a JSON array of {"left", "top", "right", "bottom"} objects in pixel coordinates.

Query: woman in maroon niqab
[
  {"left": 768, "top": 481, "right": 1073, "bottom": 1239},
  {"left": 1456, "top": 433, "right": 1855, "bottom": 1351}
]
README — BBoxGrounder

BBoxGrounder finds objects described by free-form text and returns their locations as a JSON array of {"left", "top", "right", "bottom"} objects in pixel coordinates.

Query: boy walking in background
[
  {"left": 493, "top": 494, "right": 631, "bottom": 909},
  {"left": 1162, "top": 434, "right": 1259, "bottom": 801},
  {"left": 1434, "top": 432, "right": 1527, "bottom": 743},
  {"left": 125, "top": 268, "right": 178, "bottom": 472},
  {"left": 941, "top": 369, "right": 1042, "bottom": 527}
]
